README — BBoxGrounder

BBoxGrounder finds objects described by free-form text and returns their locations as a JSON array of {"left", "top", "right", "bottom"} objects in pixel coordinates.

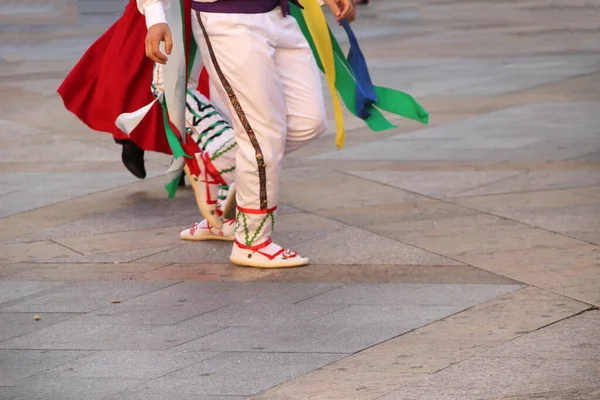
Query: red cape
[{"left": 57, "top": 0, "right": 209, "bottom": 154}]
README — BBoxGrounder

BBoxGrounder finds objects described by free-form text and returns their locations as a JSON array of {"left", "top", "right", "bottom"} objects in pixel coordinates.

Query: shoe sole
[
  {"left": 230, "top": 256, "right": 309, "bottom": 269},
  {"left": 184, "top": 166, "right": 223, "bottom": 229},
  {"left": 181, "top": 234, "right": 234, "bottom": 242}
]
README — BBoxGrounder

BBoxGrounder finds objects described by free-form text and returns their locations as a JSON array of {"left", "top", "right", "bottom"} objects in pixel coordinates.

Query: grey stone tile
[
  {"left": 309, "top": 305, "right": 466, "bottom": 328},
  {"left": 64, "top": 302, "right": 226, "bottom": 326},
  {"left": 134, "top": 242, "right": 233, "bottom": 264},
  {"left": 302, "top": 283, "right": 522, "bottom": 307},
  {"left": 0, "top": 281, "right": 64, "bottom": 305},
  {"left": 488, "top": 204, "right": 600, "bottom": 240},
  {"left": 313, "top": 102, "right": 600, "bottom": 162},
  {"left": 0, "top": 172, "right": 156, "bottom": 219},
  {"left": 39, "top": 247, "right": 175, "bottom": 264},
  {"left": 173, "top": 323, "right": 372, "bottom": 353},
  {"left": 178, "top": 303, "right": 346, "bottom": 328},
  {"left": 44, "top": 351, "right": 218, "bottom": 379},
  {"left": 348, "top": 170, "right": 524, "bottom": 199},
  {"left": 0, "top": 350, "right": 92, "bottom": 386},
  {"left": 318, "top": 199, "right": 478, "bottom": 229},
  {"left": 0, "top": 281, "right": 176, "bottom": 313},
  {"left": 106, "top": 394, "right": 246, "bottom": 400},
  {"left": 455, "top": 170, "right": 600, "bottom": 197},
  {"left": 176, "top": 303, "right": 468, "bottom": 354},
  {"left": 478, "top": 310, "right": 600, "bottom": 360},
  {"left": 123, "top": 282, "right": 343, "bottom": 307},
  {"left": 8, "top": 377, "right": 145, "bottom": 400},
  {"left": 292, "top": 227, "right": 462, "bottom": 266},
  {"left": 0, "top": 386, "right": 19, "bottom": 400},
  {"left": 0, "top": 312, "right": 83, "bottom": 343},
  {"left": 0, "top": 323, "right": 222, "bottom": 351},
  {"left": 136, "top": 352, "right": 344, "bottom": 396},
  {"left": 19, "top": 195, "right": 203, "bottom": 242}
]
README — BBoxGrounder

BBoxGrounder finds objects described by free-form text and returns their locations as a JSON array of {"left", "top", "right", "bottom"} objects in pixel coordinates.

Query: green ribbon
[{"left": 289, "top": 5, "right": 428, "bottom": 130}]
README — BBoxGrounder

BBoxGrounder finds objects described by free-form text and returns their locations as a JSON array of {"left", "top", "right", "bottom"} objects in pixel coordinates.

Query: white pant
[
  {"left": 193, "top": 8, "right": 327, "bottom": 247},
  {"left": 152, "top": 63, "right": 237, "bottom": 185}
]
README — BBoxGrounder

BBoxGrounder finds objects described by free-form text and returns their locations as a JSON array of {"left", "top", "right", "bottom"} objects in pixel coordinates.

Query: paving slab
[
  {"left": 63, "top": 302, "right": 227, "bottom": 326},
  {"left": 4, "top": 262, "right": 166, "bottom": 281},
  {"left": 43, "top": 350, "right": 218, "bottom": 380},
  {"left": 249, "top": 368, "right": 419, "bottom": 400},
  {"left": 347, "top": 169, "right": 524, "bottom": 199},
  {"left": 17, "top": 194, "right": 204, "bottom": 242},
  {"left": 135, "top": 352, "right": 345, "bottom": 397},
  {"left": 0, "top": 281, "right": 175, "bottom": 313},
  {"left": 177, "top": 303, "right": 346, "bottom": 327},
  {"left": 0, "top": 323, "right": 222, "bottom": 351},
  {"left": 120, "top": 282, "right": 343, "bottom": 307},
  {"left": 0, "top": 349, "right": 92, "bottom": 386},
  {"left": 54, "top": 226, "right": 183, "bottom": 255},
  {"left": 302, "top": 283, "right": 521, "bottom": 307},
  {"left": 291, "top": 227, "right": 463, "bottom": 266},
  {"left": 106, "top": 394, "right": 246, "bottom": 400},
  {"left": 316, "top": 197, "right": 478, "bottom": 228},
  {"left": 477, "top": 310, "right": 600, "bottom": 360},
  {"left": 7, "top": 377, "right": 146, "bottom": 400},
  {"left": 0, "top": 241, "right": 81, "bottom": 264},
  {"left": 2, "top": 0, "right": 599, "bottom": 398},
  {"left": 454, "top": 170, "right": 600, "bottom": 197},
  {"left": 0, "top": 172, "right": 158, "bottom": 219},
  {"left": 485, "top": 387, "right": 600, "bottom": 400},
  {"left": 380, "top": 356, "right": 600, "bottom": 400},
  {"left": 0, "top": 312, "right": 82, "bottom": 342},
  {"left": 0, "top": 280, "right": 64, "bottom": 304}
]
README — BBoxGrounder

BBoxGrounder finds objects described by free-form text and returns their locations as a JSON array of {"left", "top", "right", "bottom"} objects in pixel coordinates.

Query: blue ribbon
[{"left": 341, "top": 19, "right": 378, "bottom": 120}]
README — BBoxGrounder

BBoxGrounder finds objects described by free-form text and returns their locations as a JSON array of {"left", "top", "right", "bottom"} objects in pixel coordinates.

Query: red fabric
[
  {"left": 198, "top": 67, "right": 210, "bottom": 98},
  {"left": 57, "top": 0, "right": 171, "bottom": 154}
]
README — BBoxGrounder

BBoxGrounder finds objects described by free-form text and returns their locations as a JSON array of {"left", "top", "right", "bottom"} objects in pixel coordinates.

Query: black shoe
[{"left": 119, "top": 140, "right": 146, "bottom": 179}]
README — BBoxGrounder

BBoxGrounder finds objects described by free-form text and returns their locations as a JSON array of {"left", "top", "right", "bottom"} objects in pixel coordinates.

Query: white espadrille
[
  {"left": 180, "top": 218, "right": 236, "bottom": 241},
  {"left": 229, "top": 238, "right": 309, "bottom": 268}
]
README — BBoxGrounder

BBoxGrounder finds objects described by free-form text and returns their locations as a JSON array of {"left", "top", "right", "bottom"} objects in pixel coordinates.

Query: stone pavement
[{"left": 0, "top": 0, "right": 599, "bottom": 399}]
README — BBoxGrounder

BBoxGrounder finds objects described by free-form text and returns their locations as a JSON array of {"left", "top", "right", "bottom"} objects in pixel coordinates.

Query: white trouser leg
[
  {"left": 193, "top": 10, "right": 324, "bottom": 248},
  {"left": 185, "top": 88, "right": 236, "bottom": 185},
  {"left": 152, "top": 63, "right": 236, "bottom": 186},
  {"left": 275, "top": 23, "right": 328, "bottom": 156}
]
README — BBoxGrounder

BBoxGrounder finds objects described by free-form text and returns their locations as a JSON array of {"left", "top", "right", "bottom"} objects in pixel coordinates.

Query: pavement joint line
[
  {"left": 166, "top": 326, "right": 231, "bottom": 351},
  {"left": 445, "top": 183, "right": 600, "bottom": 200},
  {"left": 5, "top": 349, "right": 97, "bottom": 383},
  {"left": 0, "top": 281, "right": 69, "bottom": 309},
  {"left": 49, "top": 238, "right": 85, "bottom": 256},
  {"left": 449, "top": 170, "right": 530, "bottom": 198},
  {"left": 333, "top": 167, "right": 597, "bottom": 249},
  {"left": 170, "top": 303, "right": 233, "bottom": 327},
  {"left": 292, "top": 283, "right": 347, "bottom": 305},
  {"left": 566, "top": 149, "right": 600, "bottom": 162},
  {"left": 521, "top": 285, "right": 600, "bottom": 309}
]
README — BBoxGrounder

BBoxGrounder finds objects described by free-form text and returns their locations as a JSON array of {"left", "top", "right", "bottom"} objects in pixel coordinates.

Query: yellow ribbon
[{"left": 302, "top": 0, "right": 346, "bottom": 148}]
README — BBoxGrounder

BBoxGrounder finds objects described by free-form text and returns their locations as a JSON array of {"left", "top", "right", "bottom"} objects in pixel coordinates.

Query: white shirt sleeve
[{"left": 137, "top": 0, "right": 171, "bottom": 29}]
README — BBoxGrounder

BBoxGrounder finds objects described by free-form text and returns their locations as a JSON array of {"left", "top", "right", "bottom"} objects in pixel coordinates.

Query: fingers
[
  {"left": 347, "top": 6, "right": 356, "bottom": 23},
  {"left": 145, "top": 35, "right": 168, "bottom": 64},
  {"left": 164, "top": 30, "right": 173, "bottom": 56},
  {"left": 339, "top": 0, "right": 353, "bottom": 19},
  {"left": 325, "top": 0, "right": 341, "bottom": 17}
]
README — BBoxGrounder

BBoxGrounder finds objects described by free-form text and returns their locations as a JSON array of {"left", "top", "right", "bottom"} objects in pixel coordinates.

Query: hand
[
  {"left": 145, "top": 23, "right": 172, "bottom": 64},
  {"left": 323, "top": 0, "right": 356, "bottom": 24}
]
